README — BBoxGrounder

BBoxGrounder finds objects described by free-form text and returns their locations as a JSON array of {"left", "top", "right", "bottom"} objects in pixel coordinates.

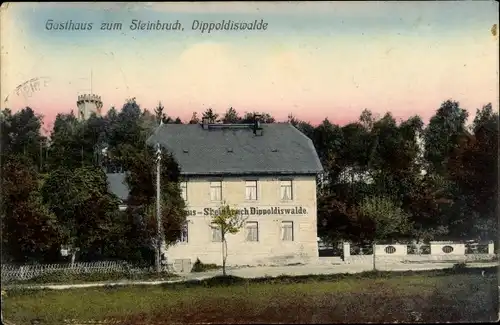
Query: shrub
[
  {"left": 191, "top": 258, "right": 220, "bottom": 273},
  {"left": 452, "top": 262, "right": 467, "bottom": 271}
]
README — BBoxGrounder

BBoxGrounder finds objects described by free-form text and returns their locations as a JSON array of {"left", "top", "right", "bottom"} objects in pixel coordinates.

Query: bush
[
  {"left": 452, "top": 262, "right": 467, "bottom": 271},
  {"left": 191, "top": 258, "right": 220, "bottom": 273}
]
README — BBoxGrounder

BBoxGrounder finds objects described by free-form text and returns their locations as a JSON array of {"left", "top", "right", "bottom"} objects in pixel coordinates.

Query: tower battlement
[
  {"left": 77, "top": 94, "right": 103, "bottom": 107},
  {"left": 77, "top": 93, "right": 103, "bottom": 120}
]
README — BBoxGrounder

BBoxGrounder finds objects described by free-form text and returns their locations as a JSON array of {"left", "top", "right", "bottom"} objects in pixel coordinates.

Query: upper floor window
[
  {"left": 245, "top": 180, "right": 258, "bottom": 200},
  {"left": 280, "top": 180, "right": 293, "bottom": 201},
  {"left": 210, "top": 181, "right": 222, "bottom": 201},
  {"left": 180, "top": 181, "right": 187, "bottom": 201}
]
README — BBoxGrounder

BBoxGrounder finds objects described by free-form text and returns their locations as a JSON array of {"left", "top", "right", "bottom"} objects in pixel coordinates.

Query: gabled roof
[
  {"left": 146, "top": 123, "right": 323, "bottom": 176},
  {"left": 106, "top": 172, "right": 128, "bottom": 201}
]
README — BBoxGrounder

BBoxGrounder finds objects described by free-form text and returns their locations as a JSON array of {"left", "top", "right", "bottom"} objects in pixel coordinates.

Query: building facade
[
  {"left": 168, "top": 175, "right": 319, "bottom": 266},
  {"left": 111, "top": 119, "right": 323, "bottom": 266}
]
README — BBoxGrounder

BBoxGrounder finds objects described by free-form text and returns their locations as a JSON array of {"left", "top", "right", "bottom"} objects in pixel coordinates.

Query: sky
[{"left": 1, "top": 1, "right": 498, "bottom": 130}]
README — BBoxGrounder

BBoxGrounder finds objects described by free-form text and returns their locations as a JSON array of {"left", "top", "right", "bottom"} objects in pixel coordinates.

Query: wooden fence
[{"left": 1, "top": 261, "right": 173, "bottom": 283}]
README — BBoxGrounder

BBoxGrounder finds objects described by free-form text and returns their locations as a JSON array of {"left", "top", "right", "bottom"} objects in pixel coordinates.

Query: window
[
  {"left": 281, "top": 221, "right": 294, "bottom": 241},
  {"left": 245, "top": 222, "right": 259, "bottom": 242},
  {"left": 280, "top": 180, "right": 293, "bottom": 200},
  {"left": 245, "top": 180, "right": 258, "bottom": 200},
  {"left": 180, "top": 224, "right": 188, "bottom": 243},
  {"left": 211, "top": 227, "right": 222, "bottom": 242},
  {"left": 180, "top": 181, "right": 187, "bottom": 201},
  {"left": 210, "top": 181, "right": 222, "bottom": 201}
]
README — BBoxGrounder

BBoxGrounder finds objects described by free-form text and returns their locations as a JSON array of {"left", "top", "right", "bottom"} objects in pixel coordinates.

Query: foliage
[
  {"left": 116, "top": 143, "right": 187, "bottom": 259},
  {"left": 1, "top": 155, "right": 63, "bottom": 263},
  {"left": 210, "top": 202, "right": 248, "bottom": 275},
  {"left": 241, "top": 111, "right": 276, "bottom": 123},
  {"left": 0, "top": 107, "right": 47, "bottom": 171},
  {"left": 189, "top": 111, "right": 200, "bottom": 124},
  {"left": 2, "top": 97, "right": 497, "bottom": 265},
  {"left": 424, "top": 100, "right": 469, "bottom": 176},
  {"left": 41, "top": 166, "right": 121, "bottom": 261},
  {"left": 191, "top": 258, "right": 220, "bottom": 272},
  {"left": 222, "top": 107, "right": 241, "bottom": 123},
  {"left": 202, "top": 108, "right": 219, "bottom": 123},
  {"left": 357, "top": 196, "right": 412, "bottom": 242}
]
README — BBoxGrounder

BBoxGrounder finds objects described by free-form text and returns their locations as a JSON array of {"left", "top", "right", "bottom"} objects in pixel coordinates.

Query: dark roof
[
  {"left": 106, "top": 172, "right": 128, "bottom": 201},
  {"left": 146, "top": 123, "right": 323, "bottom": 176}
]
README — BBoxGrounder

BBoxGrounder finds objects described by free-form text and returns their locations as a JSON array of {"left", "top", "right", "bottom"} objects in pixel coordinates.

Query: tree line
[{"left": 0, "top": 98, "right": 497, "bottom": 264}]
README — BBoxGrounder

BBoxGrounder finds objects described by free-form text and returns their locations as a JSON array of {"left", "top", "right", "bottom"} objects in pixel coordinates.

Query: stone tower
[{"left": 77, "top": 94, "right": 103, "bottom": 121}]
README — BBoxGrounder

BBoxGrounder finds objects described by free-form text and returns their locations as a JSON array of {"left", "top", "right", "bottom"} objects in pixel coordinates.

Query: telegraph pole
[{"left": 155, "top": 143, "right": 162, "bottom": 274}]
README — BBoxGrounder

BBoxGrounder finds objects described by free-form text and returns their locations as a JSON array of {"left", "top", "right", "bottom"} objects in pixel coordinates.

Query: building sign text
[{"left": 186, "top": 206, "right": 308, "bottom": 217}]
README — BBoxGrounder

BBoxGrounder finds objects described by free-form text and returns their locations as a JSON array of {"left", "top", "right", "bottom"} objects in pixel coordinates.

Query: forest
[{"left": 1, "top": 99, "right": 497, "bottom": 264}]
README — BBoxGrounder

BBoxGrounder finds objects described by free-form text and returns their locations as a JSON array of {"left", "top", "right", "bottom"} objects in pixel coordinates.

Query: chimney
[
  {"left": 253, "top": 114, "right": 263, "bottom": 136},
  {"left": 202, "top": 118, "right": 209, "bottom": 130}
]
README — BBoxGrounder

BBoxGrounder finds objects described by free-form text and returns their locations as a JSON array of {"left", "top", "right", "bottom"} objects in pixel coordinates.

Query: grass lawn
[{"left": 3, "top": 268, "right": 498, "bottom": 324}]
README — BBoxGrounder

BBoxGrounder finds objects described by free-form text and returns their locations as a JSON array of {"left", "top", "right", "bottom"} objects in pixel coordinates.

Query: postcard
[{"left": 1, "top": 2, "right": 498, "bottom": 324}]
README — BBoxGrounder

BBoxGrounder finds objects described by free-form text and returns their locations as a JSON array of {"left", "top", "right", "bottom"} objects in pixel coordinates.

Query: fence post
[
  {"left": 342, "top": 242, "right": 350, "bottom": 262},
  {"left": 372, "top": 242, "right": 376, "bottom": 271},
  {"left": 488, "top": 241, "right": 495, "bottom": 255}
]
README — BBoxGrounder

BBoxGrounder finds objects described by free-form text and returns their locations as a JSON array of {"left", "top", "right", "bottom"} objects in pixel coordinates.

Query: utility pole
[
  {"left": 155, "top": 143, "right": 162, "bottom": 274},
  {"left": 90, "top": 69, "right": 93, "bottom": 96}
]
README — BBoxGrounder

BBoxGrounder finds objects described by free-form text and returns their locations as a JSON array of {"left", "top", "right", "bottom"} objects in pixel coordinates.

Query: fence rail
[{"left": 1, "top": 261, "right": 173, "bottom": 283}]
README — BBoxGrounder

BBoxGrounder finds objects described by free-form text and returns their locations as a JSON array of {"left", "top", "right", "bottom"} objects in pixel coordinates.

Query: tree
[
  {"left": 154, "top": 101, "right": 166, "bottom": 125},
  {"left": 209, "top": 202, "right": 248, "bottom": 276},
  {"left": 47, "top": 112, "right": 85, "bottom": 170},
  {"left": 202, "top": 108, "right": 219, "bottom": 123},
  {"left": 317, "top": 192, "right": 359, "bottom": 244},
  {"left": 0, "top": 107, "right": 47, "bottom": 171},
  {"left": 357, "top": 196, "right": 412, "bottom": 243},
  {"left": 403, "top": 174, "right": 451, "bottom": 243},
  {"left": 108, "top": 98, "right": 146, "bottom": 150},
  {"left": 222, "top": 107, "right": 241, "bottom": 124},
  {"left": 359, "top": 109, "right": 376, "bottom": 131},
  {"left": 41, "top": 167, "right": 121, "bottom": 262},
  {"left": 1, "top": 155, "right": 62, "bottom": 263},
  {"left": 424, "top": 100, "right": 468, "bottom": 176},
  {"left": 117, "top": 144, "right": 188, "bottom": 265},
  {"left": 447, "top": 103, "right": 498, "bottom": 240},
  {"left": 241, "top": 112, "right": 275, "bottom": 123},
  {"left": 287, "top": 114, "right": 315, "bottom": 139},
  {"left": 189, "top": 112, "right": 200, "bottom": 124}
]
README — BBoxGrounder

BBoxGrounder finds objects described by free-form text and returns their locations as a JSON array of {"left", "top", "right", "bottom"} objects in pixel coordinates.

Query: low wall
[
  {"left": 343, "top": 253, "right": 497, "bottom": 264},
  {"left": 374, "top": 244, "right": 407, "bottom": 256},
  {"left": 429, "top": 242, "right": 466, "bottom": 255},
  {"left": 341, "top": 241, "right": 496, "bottom": 265}
]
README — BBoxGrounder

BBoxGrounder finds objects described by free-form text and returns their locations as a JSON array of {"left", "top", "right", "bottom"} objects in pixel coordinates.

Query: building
[
  {"left": 110, "top": 119, "right": 324, "bottom": 266},
  {"left": 77, "top": 94, "right": 103, "bottom": 121}
]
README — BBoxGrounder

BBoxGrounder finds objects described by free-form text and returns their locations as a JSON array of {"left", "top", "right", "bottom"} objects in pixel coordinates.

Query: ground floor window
[
  {"left": 180, "top": 224, "right": 188, "bottom": 243},
  {"left": 245, "top": 221, "right": 259, "bottom": 242},
  {"left": 281, "top": 221, "right": 294, "bottom": 241},
  {"left": 211, "top": 227, "right": 222, "bottom": 242}
]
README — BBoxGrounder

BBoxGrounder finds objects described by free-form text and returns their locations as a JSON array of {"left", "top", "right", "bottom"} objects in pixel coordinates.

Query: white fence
[
  {"left": 343, "top": 253, "right": 497, "bottom": 264},
  {"left": 340, "top": 241, "right": 496, "bottom": 264},
  {"left": 1, "top": 261, "right": 174, "bottom": 283}
]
